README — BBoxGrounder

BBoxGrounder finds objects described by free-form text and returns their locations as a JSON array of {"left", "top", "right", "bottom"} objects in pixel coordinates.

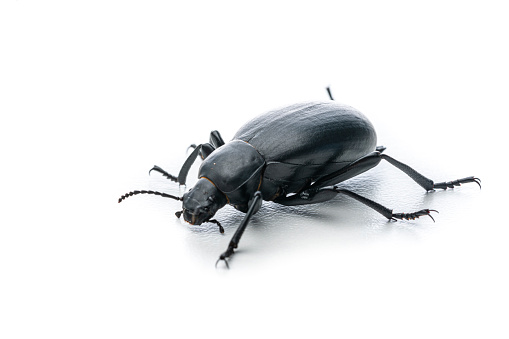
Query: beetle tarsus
[
  {"left": 149, "top": 165, "right": 178, "bottom": 182},
  {"left": 433, "top": 176, "right": 481, "bottom": 190},
  {"left": 391, "top": 209, "right": 438, "bottom": 222}
]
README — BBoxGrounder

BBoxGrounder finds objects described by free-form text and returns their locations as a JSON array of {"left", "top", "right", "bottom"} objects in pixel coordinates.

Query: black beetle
[{"left": 119, "top": 89, "right": 480, "bottom": 268}]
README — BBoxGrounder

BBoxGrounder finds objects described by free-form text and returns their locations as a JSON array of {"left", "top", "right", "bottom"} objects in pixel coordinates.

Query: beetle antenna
[{"left": 118, "top": 190, "right": 183, "bottom": 203}]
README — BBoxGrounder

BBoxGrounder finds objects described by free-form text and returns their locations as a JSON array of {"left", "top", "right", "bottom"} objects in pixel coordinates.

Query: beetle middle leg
[
  {"left": 277, "top": 186, "right": 437, "bottom": 222},
  {"left": 305, "top": 151, "right": 480, "bottom": 192},
  {"left": 329, "top": 187, "right": 438, "bottom": 222},
  {"left": 275, "top": 150, "right": 479, "bottom": 220}
]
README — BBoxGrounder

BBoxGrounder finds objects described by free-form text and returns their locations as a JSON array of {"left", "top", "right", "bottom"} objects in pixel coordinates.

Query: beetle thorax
[{"left": 198, "top": 140, "right": 265, "bottom": 207}]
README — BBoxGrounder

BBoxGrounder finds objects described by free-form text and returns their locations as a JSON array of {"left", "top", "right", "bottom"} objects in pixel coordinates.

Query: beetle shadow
[
  {"left": 181, "top": 166, "right": 446, "bottom": 265},
  {"left": 147, "top": 141, "right": 482, "bottom": 268}
]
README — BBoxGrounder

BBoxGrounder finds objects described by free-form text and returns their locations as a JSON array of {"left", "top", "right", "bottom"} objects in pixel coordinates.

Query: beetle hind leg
[
  {"left": 335, "top": 187, "right": 438, "bottom": 222},
  {"left": 380, "top": 154, "right": 481, "bottom": 191},
  {"left": 277, "top": 186, "right": 438, "bottom": 222}
]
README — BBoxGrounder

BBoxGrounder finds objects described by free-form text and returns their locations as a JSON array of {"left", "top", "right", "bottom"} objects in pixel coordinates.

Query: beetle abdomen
[
  {"left": 233, "top": 102, "right": 377, "bottom": 197},
  {"left": 234, "top": 102, "right": 376, "bottom": 163}
]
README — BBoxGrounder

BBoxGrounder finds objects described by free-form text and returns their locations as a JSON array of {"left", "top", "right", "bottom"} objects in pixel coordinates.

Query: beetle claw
[
  {"left": 473, "top": 177, "right": 482, "bottom": 189},
  {"left": 392, "top": 209, "right": 438, "bottom": 222},
  {"left": 427, "top": 212, "right": 436, "bottom": 223},
  {"left": 215, "top": 255, "right": 230, "bottom": 269}
]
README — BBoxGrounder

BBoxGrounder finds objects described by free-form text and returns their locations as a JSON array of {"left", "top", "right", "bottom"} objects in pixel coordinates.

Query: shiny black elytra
[{"left": 119, "top": 89, "right": 480, "bottom": 268}]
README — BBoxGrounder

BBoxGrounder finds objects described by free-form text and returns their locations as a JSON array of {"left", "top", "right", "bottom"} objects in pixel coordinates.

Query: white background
[{"left": 1, "top": 1, "right": 507, "bottom": 338}]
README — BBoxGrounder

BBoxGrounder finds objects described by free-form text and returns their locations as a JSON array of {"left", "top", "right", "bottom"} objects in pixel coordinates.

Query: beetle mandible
[{"left": 119, "top": 88, "right": 480, "bottom": 268}]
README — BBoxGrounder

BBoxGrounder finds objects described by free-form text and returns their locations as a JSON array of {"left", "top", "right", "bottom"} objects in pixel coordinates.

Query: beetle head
[{"left": 181, "top": 178, "right": 227, "bottom": 225}]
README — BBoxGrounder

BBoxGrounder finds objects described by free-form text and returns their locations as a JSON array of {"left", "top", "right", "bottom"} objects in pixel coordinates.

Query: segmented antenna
[{"left": 118, "top": 190, "right": 182, "bottom": 203}]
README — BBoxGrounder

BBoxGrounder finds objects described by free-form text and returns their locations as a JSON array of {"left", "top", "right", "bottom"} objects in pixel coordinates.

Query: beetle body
[
  {"left": 197, "top": 101, "right": 377, "bottom": 213},
  {"left": 119, "top": 92, "right": 480, "bottom": 268}
]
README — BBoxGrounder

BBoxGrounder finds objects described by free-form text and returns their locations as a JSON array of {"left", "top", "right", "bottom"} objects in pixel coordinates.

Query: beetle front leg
[{"left": 216, "top": 191, "right": 263, "bottom": 269}]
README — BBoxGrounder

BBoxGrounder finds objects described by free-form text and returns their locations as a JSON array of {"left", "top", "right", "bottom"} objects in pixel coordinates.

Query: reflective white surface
[{"left": 1, "top": 1, "right": 507, "bottom": 338}]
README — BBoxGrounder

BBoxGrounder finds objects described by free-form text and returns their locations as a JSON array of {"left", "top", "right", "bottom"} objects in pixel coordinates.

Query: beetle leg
[
  {"left": 186, "top": 144, "right": 197, "bottom": 153},
  {"left": 380, "top": 154, "right": 481, "bottom": 191},
  {"left": 306, "top": 151, "right": 480, "bottom": 193},
  {"left": 277, "top": 186, "right": 438, "bottom": 222},
  {"left": 380, "top": 154, "right": 435, "bottom": 190},
  {"left": 149, "top": 165, "right": 178, "bottom": 182},
  {"left": 307, "top": 151, "right": 383, "bottom": 190},
  {"left": 331, "top": 187, "right": 439, "bottom": 221},
  {"left": 152, "top": 131, "right": 225, "bottom": 186},
  {"left": 187, "top": 130, "right": 224, "bottom": 157},
  {"left": 391, "top": 209, "right": 438, "bottom": 222},
  {"left": 209, "top": 130, "right": 225, "bottom": 149},
  {"left": 326, "top": 86, "right": 334, "bottom": 100},
  {"left": 175, "top": 144, "right": 203, "bottom": 185},
  {"left": 432, "top": 176, "right": 481, "bottom": 190},
  {"left": 216, "top": 191, "right": 263, "bottom": 269},
  {"left": 178, "top": 142, "right": 222, "bottom": 185}
]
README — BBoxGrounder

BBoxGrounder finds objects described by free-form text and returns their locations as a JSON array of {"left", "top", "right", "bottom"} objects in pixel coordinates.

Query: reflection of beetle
[{"left": 119, "top": 89, "right": 480, "bottom": 268}]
